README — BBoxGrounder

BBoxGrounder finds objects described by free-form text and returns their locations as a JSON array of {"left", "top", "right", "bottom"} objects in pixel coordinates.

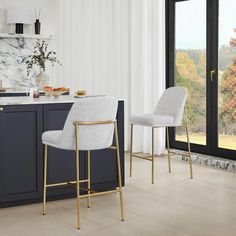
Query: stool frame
[
  {"left": 43, "top": 119, "right": 124, "bottom": 229},
  {"left": 129, "top": 113, "right": 193, "bottom": 184}
]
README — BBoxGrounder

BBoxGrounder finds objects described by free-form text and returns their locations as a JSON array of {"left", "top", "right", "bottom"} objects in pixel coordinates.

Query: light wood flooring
[{"left": 0, "top": 154, "right": 236, "bottom": 236}]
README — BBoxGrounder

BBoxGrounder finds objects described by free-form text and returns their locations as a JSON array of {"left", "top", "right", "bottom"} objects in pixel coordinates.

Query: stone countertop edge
[{"left": 0, "top": 95, "right": 125, "bottom": 106}]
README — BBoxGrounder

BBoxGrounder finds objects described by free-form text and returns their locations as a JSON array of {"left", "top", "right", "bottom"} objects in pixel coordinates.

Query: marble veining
[
  {"left": 0, "top": 38, "right": 41, "bottom": 89},
  {"left": 172, "top": 150, "right": 236, "bottom": 172}
]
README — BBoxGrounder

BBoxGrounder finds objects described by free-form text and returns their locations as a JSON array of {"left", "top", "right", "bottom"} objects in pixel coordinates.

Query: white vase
[{"left": 35, "top": 69, "right": 49, "bottom": 91}]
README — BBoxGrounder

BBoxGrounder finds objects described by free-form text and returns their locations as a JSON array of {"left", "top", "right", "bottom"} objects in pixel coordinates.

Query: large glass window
[
  {"left": 175, "top": 0, "right": 207, "bottom": 146},
  {"left": 166, "top": 0, "right": 236, "bottom": 159},
  {"left": 218, "top": 0, "right": 236, "bottom": 150}
]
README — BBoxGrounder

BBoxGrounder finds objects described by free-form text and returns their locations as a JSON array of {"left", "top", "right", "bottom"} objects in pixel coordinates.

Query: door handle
[
  {"left": 0, "top": 107, "right": 4, "bottom": 111},
  {"left": 210, "top": 69, "right": 215, "bottom": 82}
]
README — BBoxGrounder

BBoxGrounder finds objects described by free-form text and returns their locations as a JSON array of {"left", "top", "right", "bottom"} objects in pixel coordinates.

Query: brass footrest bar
[
  {"left": 67, "top": 184, "right": 96, "bottom": 194},
  {"left": 78, "top": 187, "right": 96, "bottom": 194},
  {"left": 132, "top": 154, "right": 153, "bottom": 161},
  {"left": 79, "top": 189, "right": 121, "bottom": 199},
  {"left": 46, "top": 180, "right": 89, "bottom": 188},
  {"left": 46, "top": 181, "right": 119, "bottom": 196}
]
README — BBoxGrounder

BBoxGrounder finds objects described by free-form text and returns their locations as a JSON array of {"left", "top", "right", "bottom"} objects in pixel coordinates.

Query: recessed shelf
[{"left": 0, "top": 33, "right": 57, "bottom": 39}]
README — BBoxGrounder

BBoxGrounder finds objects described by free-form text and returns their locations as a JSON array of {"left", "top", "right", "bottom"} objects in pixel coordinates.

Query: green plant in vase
[{"left": 25, "top": 39, "right": 61, "bottom": 91}]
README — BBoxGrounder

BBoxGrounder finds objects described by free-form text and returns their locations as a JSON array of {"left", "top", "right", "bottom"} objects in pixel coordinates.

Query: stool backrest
[
  {"left": 154, "top": 87, "right": 187, "bottom": 126},
  {"left": 60, "top": 96, "right": 118, "bottom": 151}
]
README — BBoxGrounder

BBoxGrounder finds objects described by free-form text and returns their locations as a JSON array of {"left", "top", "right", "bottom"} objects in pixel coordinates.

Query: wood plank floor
[{"left": 0, "top": 154, "right": 236, "bottom": 236}]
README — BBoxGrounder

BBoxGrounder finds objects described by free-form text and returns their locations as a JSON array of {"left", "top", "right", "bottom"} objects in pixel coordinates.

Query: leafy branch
[{"left": 25, "top": 39, "right": 61, "bottom": 76}]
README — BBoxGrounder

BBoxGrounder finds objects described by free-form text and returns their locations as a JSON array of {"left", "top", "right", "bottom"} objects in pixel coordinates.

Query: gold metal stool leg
[
  {"left": 166, "top": 127, "right": 171, "bottom": 173},
  {"left": 87, "top": 150, "right": 91, "bottom": 208},
  {"left": 43, "top": 144, "right": 48, "bottom": 215},
  {"left": 152, "top": 127, "right": 155, "bottom": 184},
  {"left": 75, "top": 125, "right": 81, "bottom": 229},
  {"left": 115, "top": 122, "right": 124, "bottom": 221},
  {"left": 185, "top": 124, "right": 193, "bottom": 179},
  {"left": 130, "top": 124, "right": 133, "bottom": 177}
]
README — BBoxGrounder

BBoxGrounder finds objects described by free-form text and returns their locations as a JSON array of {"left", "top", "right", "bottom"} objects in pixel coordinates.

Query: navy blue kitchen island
[{"left": 0, "top": 96, "right": 124, "bottom": 207}]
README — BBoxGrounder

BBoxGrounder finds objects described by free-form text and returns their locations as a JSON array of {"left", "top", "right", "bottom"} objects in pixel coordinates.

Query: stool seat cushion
[
  {"left": 130, "top": 114, "right": 175, "bottom": 127},
  {"left": 130, "top": 87, "right": 187, "bottom": 127},
  {"left": 42, "top": 130, "right": 63, "bottom": 149},
  {"left": 41, "top": 96, "right": 118, "bottom": 151}
]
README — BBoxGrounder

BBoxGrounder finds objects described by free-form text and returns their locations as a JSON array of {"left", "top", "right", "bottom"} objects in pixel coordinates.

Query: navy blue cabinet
[
  {"left": 0, "top": 101, "right": 124, "bottom": 207},
  {"left": 0, "top": 105, "right": 43, "bottom": 205}
]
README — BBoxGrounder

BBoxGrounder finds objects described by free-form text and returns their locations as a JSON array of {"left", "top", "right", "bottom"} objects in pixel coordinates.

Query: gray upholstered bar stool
[
  {"left": 42, "top": 96, "right": 124, "bottom": 229},
  {"left": 129, "top": 87, "right": 193, "bottom": 184}
]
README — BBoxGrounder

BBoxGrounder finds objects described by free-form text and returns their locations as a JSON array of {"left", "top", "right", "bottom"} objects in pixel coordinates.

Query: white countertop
[{"left": 0, "top": 95, "right": 124, "bottom": 106}]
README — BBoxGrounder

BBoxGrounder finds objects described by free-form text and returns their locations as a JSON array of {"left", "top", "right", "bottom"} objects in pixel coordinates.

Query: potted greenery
[{"left": 25, "top": 39, "right": 60, "bottom": 91}]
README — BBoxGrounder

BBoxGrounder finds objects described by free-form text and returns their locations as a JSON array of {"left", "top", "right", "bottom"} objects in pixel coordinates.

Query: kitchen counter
[
  {"left": 0, "top": 95, "right": 124, "bottom": 106},
  {"left": 0, "top": 96, "right": 124, "bottom": 207}
]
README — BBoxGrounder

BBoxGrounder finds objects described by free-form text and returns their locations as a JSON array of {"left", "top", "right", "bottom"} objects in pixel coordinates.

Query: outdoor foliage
[
  {"left": 176, "top": 29, "right": 236, "bottom": 135},
  {"left": 175, "top": 50, "right": 206, "bottom": 133},
  {"left": 219, "top": 29, "right": 236, "bottom": 134}
]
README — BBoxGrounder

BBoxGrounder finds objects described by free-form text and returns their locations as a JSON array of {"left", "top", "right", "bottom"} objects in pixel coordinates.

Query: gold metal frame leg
[
  {"left": 130, "top": 124, "right": 133, "bottom": 178},
  {"left": 115, "top": 122, "right": 125, "bottom": 221},
  {"left": 43, "top": 144, "right": 48, "bottom": 215},
  {"left": 166, "top": 127, "right": 171, "bottom": 173},
  {"left": 152, "top": 127, "right": 155, "bottom": 184},
  {"left": 185, "top": 124, "right": 193, "bottom": 179},
  {"left": 87, "top": 150, "right": 91, "bottom": 208},
  {"left": 75, "top": 124, "right": 81, "bottom": 229}
]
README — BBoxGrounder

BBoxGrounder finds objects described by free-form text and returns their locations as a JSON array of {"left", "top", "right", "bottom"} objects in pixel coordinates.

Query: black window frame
[{"left": 165, "top": 0, "right": 236, "bottom": 160}]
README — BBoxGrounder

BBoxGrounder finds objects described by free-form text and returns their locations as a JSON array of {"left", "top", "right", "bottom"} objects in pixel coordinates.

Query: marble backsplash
[{"left": 0, "top": 37, "right": 50, "bottom": 90}]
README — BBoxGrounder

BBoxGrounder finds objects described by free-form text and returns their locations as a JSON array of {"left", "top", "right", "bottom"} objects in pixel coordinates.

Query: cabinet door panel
[
  {"left": 3, "top": 111, "right": 37, "bottom": 194},
  {"left": 0, "top": 105, "right": 43, "bottom": 202},
  {"left": 90, "top": 149, "right": 117, "bottom": 184}
]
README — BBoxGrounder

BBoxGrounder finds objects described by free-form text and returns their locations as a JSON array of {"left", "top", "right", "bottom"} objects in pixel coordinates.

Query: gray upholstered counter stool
[
  {"left": 42, "top": 96, "right": 124, "bottom": 229},
  {"left": 129, "top": 87, "right": 193, "bottom": 184}
]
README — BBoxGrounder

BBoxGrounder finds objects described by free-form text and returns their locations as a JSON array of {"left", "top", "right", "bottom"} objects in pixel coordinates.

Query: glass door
[
  {"left": 166, "top": 0, "right": 236, "bottom": 159},
  {"left": 214, "top": 0, "right": 236, "bottom": 157},
  {"left": 175, "top": 0, "right": 207, "bottom": 147}
]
